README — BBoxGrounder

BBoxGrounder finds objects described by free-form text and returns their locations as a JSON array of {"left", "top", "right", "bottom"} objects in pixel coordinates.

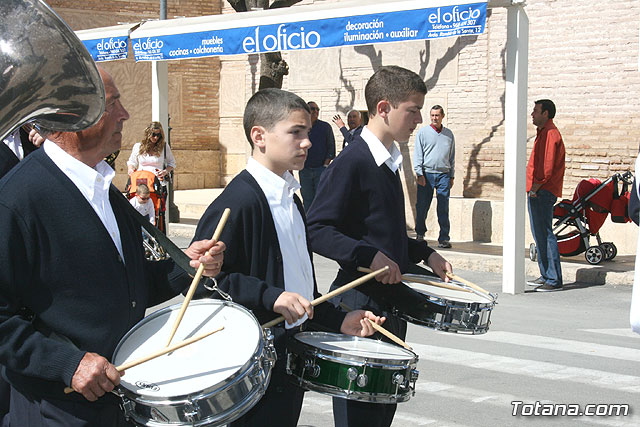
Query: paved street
[{"left": 163, "top": 236, "right": 639, "bottom": 426}]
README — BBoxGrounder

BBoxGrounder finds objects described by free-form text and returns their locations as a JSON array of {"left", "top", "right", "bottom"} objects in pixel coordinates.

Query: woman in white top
[{"left": 127, "top": 121, "right": 176, "bottom": 181}]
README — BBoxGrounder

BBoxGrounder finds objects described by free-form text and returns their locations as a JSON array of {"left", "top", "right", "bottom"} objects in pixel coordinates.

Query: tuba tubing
[{"left": 0, "top": 0, "right": 105, "bottom": 141}]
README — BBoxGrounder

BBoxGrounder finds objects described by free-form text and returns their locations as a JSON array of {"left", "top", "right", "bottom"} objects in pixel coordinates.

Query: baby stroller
[
  {"left": 126, "top": 170, "right": 168, "bottom": 233},
  {"left": 529, "top": 171, "right": 634, "bottom": 265}
]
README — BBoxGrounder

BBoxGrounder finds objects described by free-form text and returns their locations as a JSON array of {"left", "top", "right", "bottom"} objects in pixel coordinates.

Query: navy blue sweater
[
  {"left": 307, "top": 136, "right": 433, "bottom": 272},
  {"left": 192, "top": 170, "right": 345, "bottom": 332},
  {"left": 0, "top": 149, "right": 189, "bottom": 400}
]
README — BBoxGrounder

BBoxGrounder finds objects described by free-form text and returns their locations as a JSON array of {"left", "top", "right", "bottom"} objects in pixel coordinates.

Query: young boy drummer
[
  {"left": 307, "top": 66, "right": 454, "bottom": 427},
  {"left": 192, "top": 88, "right": 384, "bottom": 427}
]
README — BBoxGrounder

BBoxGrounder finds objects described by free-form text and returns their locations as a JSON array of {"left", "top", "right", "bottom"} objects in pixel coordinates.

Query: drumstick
[
  {"left": 446, "top": 272, "right": 492, "bottom": 297},
  {"left": 64, "top": 326, "right": 224, "bottom": 394},
  {"left": 261, "top": 266, "right": 389, "bottom": 329},
  {"left": 339, "top": 302, "right": 412, "bottom": 351},
  {"left": 166, "top": 208, "right": 230, "bottom": 347},
  {"left": 356, "top": 267, "right": 472, "bottom": 293}
]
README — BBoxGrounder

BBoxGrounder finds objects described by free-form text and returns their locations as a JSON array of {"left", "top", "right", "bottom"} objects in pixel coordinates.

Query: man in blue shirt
[
  {"left": 299, "top": 101, "right": 335, "bottom": 212},
  {"left": 413, "top": 105, "right": 455, "bottom": 248}
]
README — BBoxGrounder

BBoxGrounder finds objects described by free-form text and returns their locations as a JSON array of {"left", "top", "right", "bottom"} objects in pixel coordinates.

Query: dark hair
[
  {"left": 535, "top": 99, "right": 556, "bottom": 119},
  {"left": 365, "top": 66, "right": 427, "bottom": 116},
  {"left": 243, "top": 88, "right": 310, "bottom": 148},
  {"left": 431, "top": 105, "right": 445, "bottom": 115}
]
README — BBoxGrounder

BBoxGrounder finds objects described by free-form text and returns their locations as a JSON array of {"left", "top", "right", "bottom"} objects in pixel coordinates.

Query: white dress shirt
[
  {"left": 246, "top": 158, "right": 314, "bottom": 328},
  {"left": 360, "top": 126, "right": 403, "bottom": 173},
  {"left": 44, "top": 140, "right": 124, "bottom": 260},
  {"left": 2, "top": 128, "right": 24, "bottom": 160}
]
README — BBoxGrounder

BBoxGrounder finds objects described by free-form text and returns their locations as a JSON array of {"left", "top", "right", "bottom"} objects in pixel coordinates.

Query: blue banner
[
  {"left": 132, "top": 2, "right": 486, "bottom": 61},
  {"left": 82, "top": 36, "right": 129, "bottom": 62}
]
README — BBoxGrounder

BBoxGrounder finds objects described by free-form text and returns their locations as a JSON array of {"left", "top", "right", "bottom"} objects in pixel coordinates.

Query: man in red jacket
[{"left": 527, "top": 99, "right": 565, "bottom": 291}]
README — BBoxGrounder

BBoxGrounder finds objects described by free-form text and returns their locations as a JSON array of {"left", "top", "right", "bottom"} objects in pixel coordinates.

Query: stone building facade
[{"left": 49, "top": 0, "right": 640, "bottom": 205}]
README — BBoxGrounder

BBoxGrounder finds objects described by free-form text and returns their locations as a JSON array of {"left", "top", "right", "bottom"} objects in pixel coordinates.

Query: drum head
[
  {"left": 294, "top": 332, "right": 415, "bottom": 363},
  {"left": 403, "top": 275, "right": 492, "bottom": 304},
  {"left": 113, "top": 300, "right": 261, "bottom": 398}
]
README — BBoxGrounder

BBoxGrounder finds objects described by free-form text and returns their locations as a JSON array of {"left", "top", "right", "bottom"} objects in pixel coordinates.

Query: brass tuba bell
[{"left": 0, "top": 0, "right": 105, "bottom": 141}]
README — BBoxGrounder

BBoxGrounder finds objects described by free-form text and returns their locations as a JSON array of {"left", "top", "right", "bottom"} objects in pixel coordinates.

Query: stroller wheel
[
  {"left": 600, "top": 242, "right": 617, "bottom": 261},
  {"left": 585, "top": 246, "right": 604, "bottom": 265},
  {"left": 529, "top": 243, "right": 537, "bottom": 261}
]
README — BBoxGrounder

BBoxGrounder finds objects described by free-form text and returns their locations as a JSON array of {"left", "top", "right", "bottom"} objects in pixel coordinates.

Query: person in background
[
  {"left": 526, "top": 99, "right": 565, "bottom": 292},
  {"left": 127, "top": 121, "right": 175, "bottom": 184},
  {"left": 299, "top": 101, "right": 335, "bottom": 212},
  {"left": 332, "top": 110, "right": 363, "bottom": 149},
  {"left": 129, "top": 183, "right": 155, "bottom": 226},
  {"left": 412, "top": 105, "right": 455, "bottom": 248}
]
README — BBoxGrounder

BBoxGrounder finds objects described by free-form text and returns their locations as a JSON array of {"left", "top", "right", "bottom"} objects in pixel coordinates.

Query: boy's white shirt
[
  {"left": 246, "top": 157, "right": 314, "bottom": 328},
  {"left": 360, "top": 125, "right": 403, "bottom": 173}
]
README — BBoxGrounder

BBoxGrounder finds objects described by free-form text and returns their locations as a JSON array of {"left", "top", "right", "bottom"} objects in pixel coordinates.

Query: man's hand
[
  {"left": 185, "top": 239, "right": 226, "bottom": 277},
  {"left": 332, "top": 114, "right": 346, "bottom": 129},
  {"left": 273, "top": 292, "right": 314, "bottom": 325},
  {"left": 427, "top": 251, "right": 453, "bottom": 282},
  {"left": 416, "top": 175, "right": 426, "bottom": 187},
  {"left": 70, "top": 353, "right": 121, "bottom": 402},
  {"left": 449, "top": 177, "right": 454, "bottom": 189},
  {"left": 28, "top": 128, "right": 45, "bottom": 147},
  {"left": 369, "top": 251, "right": 402, "bottom": 284},
  {"left": 340, "top": 310, "right": 386, "bottom": 337}
]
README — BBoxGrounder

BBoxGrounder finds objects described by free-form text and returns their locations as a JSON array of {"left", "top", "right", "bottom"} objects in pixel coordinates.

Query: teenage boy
[
  {"left": 192, "top": 88, "right": 384, "bottom": 427},
  {"left": 307, "top": 66, "right": 453, "bottom": 427}
]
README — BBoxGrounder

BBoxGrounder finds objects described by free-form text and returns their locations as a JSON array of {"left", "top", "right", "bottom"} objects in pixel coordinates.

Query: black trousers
[{"left": 2, "top": 386, "right": 133, "bottom": 427}]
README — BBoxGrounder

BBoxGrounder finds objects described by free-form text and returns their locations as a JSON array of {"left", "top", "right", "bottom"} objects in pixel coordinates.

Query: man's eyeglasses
[
  {"left": 151, "top": 132, "right": 162, "bottom": 138},
  {"left": 309, "top": 107, "right": 320, "bottom": 112}
]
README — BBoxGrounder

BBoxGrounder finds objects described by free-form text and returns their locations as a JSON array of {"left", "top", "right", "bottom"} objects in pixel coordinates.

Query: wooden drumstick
[
  {"left": 166, "top": 208, "right": 230, "bottom": 347},
  {"left": 261, "top": 266, "right": 389, "bottom": 329},
  {"left": 338, "top": 302, "right": 412, "bottom": 351},
  {"left": 356, "top": 267, "right": 472, "bottom": 293},
  {"left": 446, "top": 272, "right": 492, "bottom": 297},
  {"left": 64, "top": 326, "right": 224, "bottom": 394}
]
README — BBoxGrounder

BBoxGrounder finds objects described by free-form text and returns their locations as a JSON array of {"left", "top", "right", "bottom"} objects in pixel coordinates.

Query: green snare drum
[{"left": 286, "top": 332, "right": 418, "bottom": 404}]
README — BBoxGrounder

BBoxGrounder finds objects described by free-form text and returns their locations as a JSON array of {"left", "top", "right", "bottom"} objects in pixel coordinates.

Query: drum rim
[
  {"left": 291, "top": 332, "right": 417, "bottom": 366},
  {"left": 113, "top": 299, "right": 265, "bottom": 401},
  {"left": 402, "top": 274, "right": 494, "bottom": 304}
]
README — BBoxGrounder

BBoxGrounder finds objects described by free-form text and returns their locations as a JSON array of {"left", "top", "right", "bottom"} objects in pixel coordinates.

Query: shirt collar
[
  {"left": 43, "top": 140, "right": 115, "bottom": 199},
  {"left": 430, "top": 124, "right": 443, "bottom": 133},
  {"left": 360, "top": 126, "right": 403, "bottom": 173},
  {"left": 246, "top": 157, "right": 300, "bottom": 205}
]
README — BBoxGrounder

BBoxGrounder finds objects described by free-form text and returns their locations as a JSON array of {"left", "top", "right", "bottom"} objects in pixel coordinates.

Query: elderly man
[
  {"left": 0, "top": 66, "right": 225, "bottom": 426},
  {"left": 332, "top": 110, "right": 363, "bottom": 149}
]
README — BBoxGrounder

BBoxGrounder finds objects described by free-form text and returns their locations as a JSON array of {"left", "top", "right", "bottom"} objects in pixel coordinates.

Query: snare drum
[
  {"left": 113, "top": 300, "right": 275, "bottom": 426},
  {"left": 286, "top": 332, "right": 418, "bottom": 404},
  {"left": 398, "top": 274, "right": 495, "bottom": 334}
]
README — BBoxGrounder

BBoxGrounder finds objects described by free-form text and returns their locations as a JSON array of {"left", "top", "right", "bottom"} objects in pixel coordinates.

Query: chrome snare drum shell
[{"left": 113, "top": 300, "right": 274, "bottom": 426}]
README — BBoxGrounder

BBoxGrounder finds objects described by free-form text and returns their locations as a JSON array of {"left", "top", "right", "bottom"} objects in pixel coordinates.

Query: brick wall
[{"left": 48, "top": 0, "right": 222, "bottom": 190}]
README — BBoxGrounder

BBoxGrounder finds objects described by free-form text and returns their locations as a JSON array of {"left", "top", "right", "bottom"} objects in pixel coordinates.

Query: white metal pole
[{"left": 502, "top": 5, "right": 529, "bottom": 294}]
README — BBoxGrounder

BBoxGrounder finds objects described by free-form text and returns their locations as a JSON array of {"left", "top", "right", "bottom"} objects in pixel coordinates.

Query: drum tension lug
[
  {"left": 120, "top": 395, "right": 134, "bottom": 419},
  {"left": 183, "top": 401, "right": 201, "bottom": 423},
  {"left": 304, "top": 358, "right": 320, "bottom": 378}
]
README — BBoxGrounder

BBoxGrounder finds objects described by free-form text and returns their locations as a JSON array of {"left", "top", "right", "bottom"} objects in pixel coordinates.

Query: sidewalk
[{"left": 168, "top": 218, "right": 635, "bottom": 287}]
